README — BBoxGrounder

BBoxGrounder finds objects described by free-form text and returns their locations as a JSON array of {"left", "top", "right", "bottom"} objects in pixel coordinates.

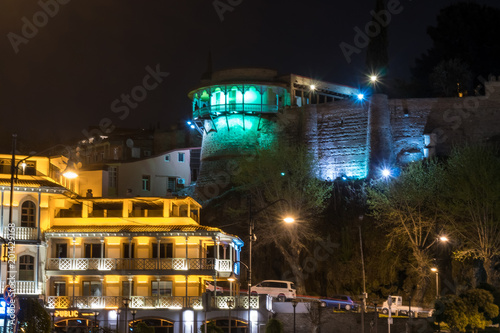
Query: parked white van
[{"left": 251, "top": 280, "right": 296, "bottom": 301}]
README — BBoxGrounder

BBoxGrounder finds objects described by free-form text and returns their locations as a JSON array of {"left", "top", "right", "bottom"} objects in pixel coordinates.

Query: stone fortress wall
[{"left": 193, "top": 72, "right": 500, "bottom": 197}]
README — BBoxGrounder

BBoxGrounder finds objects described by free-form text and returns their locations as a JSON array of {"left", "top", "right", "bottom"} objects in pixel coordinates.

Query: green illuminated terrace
[{"left": 190, "top": 84, "right": 290, "bottom": 120}]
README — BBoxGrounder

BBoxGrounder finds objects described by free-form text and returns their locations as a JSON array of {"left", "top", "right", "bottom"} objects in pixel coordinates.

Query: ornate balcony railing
[
  {"left": 214, "top": 295, "right": 259, "bottom": 310},
  {"left": 47, "top": 258, "right": 232, "bottom": 272},
  {"left": 1, "top": 227, "right": 38, "bottom": 240},
  {"left": 45, "top": 295, "right": 259, "bottom": 310},
  {"left": 1, "top": 280, "right": 41, "bottom": 295},
  {"left": 193, "top": 104, "right": 280, "bottom": 119}
]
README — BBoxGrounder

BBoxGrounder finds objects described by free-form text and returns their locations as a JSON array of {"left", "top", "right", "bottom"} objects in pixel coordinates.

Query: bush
[{"left": 265, "top": 318, "right": 284, "bottom": 333}]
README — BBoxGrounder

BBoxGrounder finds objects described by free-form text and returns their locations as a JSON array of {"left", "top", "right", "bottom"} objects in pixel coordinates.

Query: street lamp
[
  {"left": 227, "top": 298, "right": 235, "bottom": 333},
  {"left": 291, "top": 298, "right": 299, "bottom": 333},
  {"left": 439, "top": 236, "right": 449, "bottom": 243},
  {"left": 50, "top": 311, "right": 55, "bottom": 333},
  {"left": 93, "top": 311, "right": 99, "bottom": 333},
  {"left": 122, "top": 298, "right": 130, "bottom": 333},
  {"left": 130, "top": 310, "right": 137, "bottom": 332},
  {"left": 431, "top": 267, "right": 439, "bottom": 299},
  {"left": 247, "top": 197, "right": 294, "bottom": 331},
  {"left": 116, "top": 309, "right": 121, "bottom": 333},
  {"left": 3, "top": 136, "right": 79, "bottom": 333}
]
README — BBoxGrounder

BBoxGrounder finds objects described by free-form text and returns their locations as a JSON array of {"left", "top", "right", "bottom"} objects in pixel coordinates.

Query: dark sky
[{"left": 1, "top": 0, "right": 499, "bottom": 150}]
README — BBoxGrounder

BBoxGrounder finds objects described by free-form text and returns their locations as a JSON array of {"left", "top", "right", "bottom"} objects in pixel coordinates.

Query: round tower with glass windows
[{"left": 188, "top": 68, "right": 291, "bottom": 197}]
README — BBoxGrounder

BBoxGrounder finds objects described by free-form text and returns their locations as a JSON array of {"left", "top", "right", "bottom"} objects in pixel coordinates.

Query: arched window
[
  {"left": 19, "top": 255, "right": 34, "bottom": 281},
  {"left": 131, "top": 318, "right": 174, "bottom": 332},
  {"left": 21, "top": 201, "right": 36, "bottom": 228}
]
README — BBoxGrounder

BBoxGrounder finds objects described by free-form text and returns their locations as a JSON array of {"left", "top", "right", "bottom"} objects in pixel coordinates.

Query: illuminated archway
[
  {"left": 54, "top": 318, "right": 96, "bottom": 332},
  {"left": 130, "top": 318, "right": 174, "bottom": 333},
  {"left": 205, "top": 318, "right": 249, "bottom": 333}
]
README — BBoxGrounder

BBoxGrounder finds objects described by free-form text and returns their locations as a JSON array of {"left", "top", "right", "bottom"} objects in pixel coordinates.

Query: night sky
[{"left": 1, "top": 0, "right": 499, "bottom": 150}]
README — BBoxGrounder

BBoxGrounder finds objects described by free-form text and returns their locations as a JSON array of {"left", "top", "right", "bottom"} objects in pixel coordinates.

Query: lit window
[
  {"left": 152, "top": 281, "right": 172, "bottom": 296},
  {"left": 178, "top": 153, "right": 185, "bottom": 163},
  {"left": 54, "top": 281, "right": 66, "bottom": 296},
  {"left": 108, "top": 166, "right": 117, "bottom": 188},
  {"left": 83, "top": 281, "right": 102, "bottom": 296},
  {"left": 142, "top": 175, "right": 151, "bottom": 191}
]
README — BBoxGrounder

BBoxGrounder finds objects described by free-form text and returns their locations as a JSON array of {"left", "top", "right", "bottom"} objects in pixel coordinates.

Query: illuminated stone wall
[
  {"left": 300, "top": 101, "right": 370, "bottom": 180},
  {"left": 194, "top": 79, "right": 500, "bottom": 198}
]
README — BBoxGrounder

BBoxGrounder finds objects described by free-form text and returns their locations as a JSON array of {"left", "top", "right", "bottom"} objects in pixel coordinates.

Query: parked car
[
  {"left": 381, "top": 295, "right": 433, "bottom": 317},
  {"left": 321, "top": 295, "right": 359, "bottom": 311},
  {"left": 251, "top": 280, "right": 296, "bottom": 301}
]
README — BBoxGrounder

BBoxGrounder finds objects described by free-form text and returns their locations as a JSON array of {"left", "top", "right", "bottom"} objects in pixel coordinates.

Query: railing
[
  {"left": 46, "top": 295, "right": 259, "bottom": 310},
  {"left": 214, "top": 295, "right": 259, "bottom": 310},
  {"left": 193, "top": 104, "right": 280, "bottom": 119},
  {"left": 1, "top": 227, "right": 38, "bottom": 240},
  {"left": 55, "top": 209, "right": 195, "bottom": 219},
  {"left": 1, "top": 280, "right": 41, "bottom": 295},
  {"left": 47, "top": 258, "right": 231, "bottom": 272}
]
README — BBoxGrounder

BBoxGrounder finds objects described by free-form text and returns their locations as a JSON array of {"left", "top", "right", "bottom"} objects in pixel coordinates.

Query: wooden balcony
[
  {"left": 45, "top": 295, "right": 259, "bottom": 310},
  {"left": 47, "top": 258, "right": 233, "bottom": 273}
]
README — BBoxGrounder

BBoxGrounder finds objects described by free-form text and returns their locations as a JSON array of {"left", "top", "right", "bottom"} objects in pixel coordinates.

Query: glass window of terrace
[
  {"left": 19, "top": 255, "right": 35, "bottom": 281},
  {"left": 21, "top": 200, "right": 36, "bottom": 228}
]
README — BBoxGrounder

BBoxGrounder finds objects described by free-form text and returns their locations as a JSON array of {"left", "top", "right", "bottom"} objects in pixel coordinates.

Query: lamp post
[
  {"left": 359, "top": 221, "right": 367, "bottom": 333},
  {"left": 227, "top": 298, "right": 234, "bottom": 333},
  {"left": 122, "top": 298, "right": 130, "bottom": 333},
  {"left": 93, "top": 311, "right": 99, "bottom": 333},
  {"left": 247, "top": 197, "right": 294, "bottom": 332},
  {"left": 116, "top": 309, "right": 121, "bottom": 333},
  {"left": 431, "top": 267, "right": 439, "bottom": 299},
  {"left": 291, "top": 298, "right": 299, "bottom": 333},
  {"left": 50, "top": 311, "right": 55, "bottom": 333},
  {"left": 131, "top": 310, "right": 137, "bottom": 332},
  {"left": 4, "top": 138, "right": 78, "bottom": 333}
]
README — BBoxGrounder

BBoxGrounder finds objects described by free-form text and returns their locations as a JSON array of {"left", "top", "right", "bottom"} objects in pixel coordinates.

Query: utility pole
[{"left": 359, "top": 222, "right": 367, "bottom": 333}]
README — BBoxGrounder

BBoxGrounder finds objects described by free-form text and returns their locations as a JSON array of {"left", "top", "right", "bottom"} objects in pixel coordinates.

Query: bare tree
[
  {"left": 441, "top": 145, "right": 500, "bottom": 287},
  {"left": 368, "top": 160, "right": 445, "bottom": 301},
  {"left": 234, "top": 142, "right": 332, "bottom": 295}
]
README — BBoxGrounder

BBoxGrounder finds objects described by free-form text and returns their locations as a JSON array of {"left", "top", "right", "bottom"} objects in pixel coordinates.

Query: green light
[
  {"left": 244, "top": 88, "right": 260, "bottom": 104},
  {"left": 200, "top": 90, "right": 210, "bottom": 102},
  {"left": 281, "top": 172, "right": 286, "bottom": 176}
]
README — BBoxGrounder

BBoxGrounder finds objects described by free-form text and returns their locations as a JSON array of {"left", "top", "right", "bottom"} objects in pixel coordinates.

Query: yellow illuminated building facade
[{"left": 0, "top": 154, "right": 259, "bottom": 333}]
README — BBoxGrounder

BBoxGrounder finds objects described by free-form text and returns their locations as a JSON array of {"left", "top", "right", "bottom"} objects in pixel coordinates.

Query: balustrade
[
  {"left": 47, "top": 258, "right": 230, "bottom": 272},
  {"left": 1, "top": 227, "right": 37, "bottom": 240},
  {"left": 46, "top": 295, "right": 258, "bottom": 310},
  {"left": 0, "top": 280, "right": 40, "bottom": 295}
]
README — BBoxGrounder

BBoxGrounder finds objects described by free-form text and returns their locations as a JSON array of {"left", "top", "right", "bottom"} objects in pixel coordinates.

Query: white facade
[{"left": 77, "top": 148, "right": 200, "bottom": 198}]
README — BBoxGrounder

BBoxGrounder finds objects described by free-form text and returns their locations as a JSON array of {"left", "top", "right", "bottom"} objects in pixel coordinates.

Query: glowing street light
[
  {"left": 382, "top": 168, "right": 391, "bottom": 178},
  {"left": 357, "top": 93, "right": 364, "bottom": 101},
  {"left": 247, "top": 198, "right": 294, "bottom": 331},
  {"left": 439, "top": 236, "right": 449, "bottom": 243},
  {"left": 370, "top": 75, "right": 378, "bottom": 83},
  {"left": 310, "top": 84, "right": 316, "bottom": 91}
]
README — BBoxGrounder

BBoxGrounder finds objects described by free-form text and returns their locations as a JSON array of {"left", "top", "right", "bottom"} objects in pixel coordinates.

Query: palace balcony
[
  {"left": 1, "top": 227, "right": 38, "bottom": 241},
  {"left": 1, "top": 280, "right": 41, "bottom": 295},
  {"left": 46, "top": 258, "right": 233, "bottom": 274},
  {"left": 45, "top": 295, "right": 259, "bottom": 310}
]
